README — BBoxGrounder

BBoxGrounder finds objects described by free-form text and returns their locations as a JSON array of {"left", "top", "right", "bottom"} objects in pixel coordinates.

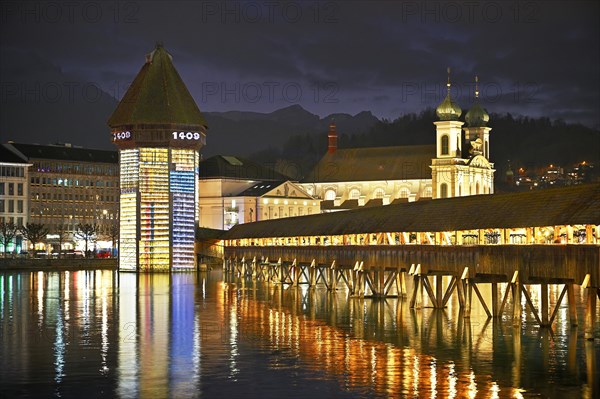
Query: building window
[
  {"left": 424, "top": 186, "right": 432, "bottom": 197},
  {"left": 440, "top": 183, "right": 448, "bottom": 198},
  {"left": 0, "top": 200, "right": 4, "bottom": 212},
  {"left": 441, "top": 135, "right": 449, "bottom": 155},
  {"left": 8, "top": 200, "right": 14, "bottom": 213},
  {"left": 324, "top": 189, "right": 336, "bottom": 201},
  {"left": 485, "top": 141, "right": 489, "bottom": 158},
  {"left": 0, "top": 183, "right": 4, "bottom": 195},
  {"left": 17, "top": 200, "right": 23, "bottom": 213},
  {"left": 349, "top": 188, "right": 360, "bottom": 200},
  {"left": 8, "top": 183, "right": 14, "bottom": 195},
  {"left": 399, "top": 187, "right": 410, "bottom": 198},
  {"left": 17, "top": 183, "right": 23, "bottom": 196},
  {"left": 373, "top": 188, "right": 385, "bottom": 199}
]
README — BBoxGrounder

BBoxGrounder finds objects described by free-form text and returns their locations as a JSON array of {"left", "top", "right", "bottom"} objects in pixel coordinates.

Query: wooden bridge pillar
[
  {"left": 567, "top": 283, "right": 578, "bottom": 326},
  {"left": 540, "top": 283, "right": 549, "bottom": 326},
  {"left": 491, "top": 283, "right": 499, "bottom": 317},
  {"left": 511, "top": 272, "right": 522, "bottom": 326},
  {"left": 463, "top": 279, "right": 472, "bottom": 318},
  {"left": 328, "top": 261, "right": 337, "bottom": 291},
  {"left": 584, "top": 286, "right": 597, "bottom": 340}
]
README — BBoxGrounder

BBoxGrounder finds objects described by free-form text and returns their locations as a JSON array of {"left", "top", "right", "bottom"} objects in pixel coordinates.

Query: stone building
[
  {"left": 0, "top": 144, "right": 31, "bottom": 254},
  {"left": 2, "top": 142, "right": 118, "bottom": 254},
  {"left": 301, "top": 72, "right": 495, "bottom": 209},
  {"left": 199, "top": 155, "right": 319, "bottom": 230}
]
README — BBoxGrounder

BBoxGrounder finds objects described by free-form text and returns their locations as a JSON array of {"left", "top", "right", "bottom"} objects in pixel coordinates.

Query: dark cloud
[{"left": 1, "top": 0, "right": 598, "bottom": 131}]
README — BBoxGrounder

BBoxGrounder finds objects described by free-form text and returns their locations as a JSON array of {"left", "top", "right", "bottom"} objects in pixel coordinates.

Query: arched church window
[
  {"left": 485, "top": 141, "right": 489, "bottom": 158},
  {"left": 324, "top": 189, "right": 336, "bottom": 201},
  {"left": 441, "top": 135, "right": 449, "bottom": 155},
  {"left": 349, "top": 188, "right": 360, "bottom": 200},
  {"left": 440, "top": 183, "right": 448, "bottom": 198},
  {"left": 476, "top": 182, "right": 480, "bottom": 195},
  {"left": 373, "top": 188, "right": 385, "bottom": 199}
]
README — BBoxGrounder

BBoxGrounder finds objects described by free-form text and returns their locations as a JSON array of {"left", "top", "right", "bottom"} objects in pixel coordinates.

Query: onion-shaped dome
[
  {"left": 465, "top": 102, "right": 489, "bottom": 127},
  {"left": 436, "top": 93, "right": 462, "bottom": 121}
]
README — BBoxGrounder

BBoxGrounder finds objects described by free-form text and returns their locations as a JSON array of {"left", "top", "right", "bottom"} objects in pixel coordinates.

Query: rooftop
[
  {"left": 108, "top": 44, "right": 207, "bottom": 128},
  {"left": 4, "top": 143, "right": 117, "bottom": 164},
  {"left": 302, "top": 145, "right": 436, "bottom": 183},
  {"left": 200, "top": 155, "right": 291, "bottom": 181}
]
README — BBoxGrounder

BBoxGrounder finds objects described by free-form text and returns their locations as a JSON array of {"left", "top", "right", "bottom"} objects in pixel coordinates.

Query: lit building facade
[
  {"left": 0, "top": 145, "right": 30, "bottom": 254},
  {"left": 2, "top": 142, "right": 118, "bottom": 254},
  {"left": 302, "top": 72, "right": 495, "bottom": 208},
  {"left": 199, "top": 155, "right": 319, "bottom": 230},
  {"left": 109, "top": 44, "right": 207, "bottom": 272},
  {"left": 431, "top": 73, "right": 494, "bottom": 199}
]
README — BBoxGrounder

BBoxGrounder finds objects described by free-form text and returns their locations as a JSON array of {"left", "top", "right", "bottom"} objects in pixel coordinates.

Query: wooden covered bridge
[{"left": 220, "top": 183, "right": 600, "bottom": 337}]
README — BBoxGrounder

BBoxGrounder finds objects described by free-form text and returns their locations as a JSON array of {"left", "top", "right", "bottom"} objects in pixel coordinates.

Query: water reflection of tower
[{"left": 117, "top": 273, "right": 200, "bottom": 398}]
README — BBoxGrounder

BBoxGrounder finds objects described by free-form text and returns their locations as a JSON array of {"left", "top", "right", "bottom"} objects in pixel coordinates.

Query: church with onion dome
[
  {"left": 430, "top": 70, "right": 495, "bottom": 199},
  {"left": 301, "top": 69, "right": 495, "bottom": 209}
]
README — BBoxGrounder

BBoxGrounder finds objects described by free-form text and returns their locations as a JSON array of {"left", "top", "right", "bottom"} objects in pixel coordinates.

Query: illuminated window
[
  {"left": 324, "top": 189, "right": 336, "bottom": 201},
  {"left": 399, "top": 187, "right": 410, "bottom": 198},
  {"left": 349, "top": 188, "right": 360, "bottom": 200},
  {"left": 441, "top": 135, "right": 449, "bottom": 155},
  {"left": 440, "top": 183, "right": 448, "bottom": 198},
  {"left": 373, "top": 188, "right": 385, "bottom": 199}
]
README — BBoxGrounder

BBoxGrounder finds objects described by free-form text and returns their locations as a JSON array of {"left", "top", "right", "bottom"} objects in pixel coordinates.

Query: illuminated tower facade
[
  {"left": 431, "top": 68, "right": 464, "bottom": 199},
  {"left": 431, "top": 70, "right": 495, "bottom": 199},
  {"left": 108, "top": 44, "right": 207, "bottom": 272}
]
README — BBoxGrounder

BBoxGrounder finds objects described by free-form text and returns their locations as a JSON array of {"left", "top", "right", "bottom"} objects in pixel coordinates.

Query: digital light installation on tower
[{"left": 108, "top": 44, "right": 207, "bottom": 272}]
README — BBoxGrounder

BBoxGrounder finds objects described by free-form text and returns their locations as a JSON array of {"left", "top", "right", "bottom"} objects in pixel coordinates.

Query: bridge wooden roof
[{"left": 224, "top": 183, "right": 600, "bottom": 239}]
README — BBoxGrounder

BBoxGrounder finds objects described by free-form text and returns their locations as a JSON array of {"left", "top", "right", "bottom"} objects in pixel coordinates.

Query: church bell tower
[{"left": 431, "top": 68, "right": 463, "bottom": 199}]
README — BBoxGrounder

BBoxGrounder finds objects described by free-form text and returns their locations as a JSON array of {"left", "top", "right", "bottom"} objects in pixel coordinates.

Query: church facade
[{"left": 301, "top": 72, "right": 495, "bottom": 208}]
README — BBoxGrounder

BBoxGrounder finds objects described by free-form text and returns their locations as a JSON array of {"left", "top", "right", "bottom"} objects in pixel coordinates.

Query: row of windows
[
  {"left": 0, "top": 216, "right": 24, "bottom": 226},
  {"left": 32, "top": 193, "right": 118, "bottom": 202},
  {"left": 439, "top": 182, "right": 489, "bottom": 198},
  {"left": 33, "top": 162, "right": 117, "bottom": 176},
  {"left": 262, "top": 207, "right": 313, "bottom": 219},
  {"left": 31, "top": 208, "right": 116, "bottom": 218},
  {"left": 0, "top": 199, "right": 24, "bottom": 213},
  {"left": 30, "top": 176, "right": 117, "bottom": 187},
  {"left": 24, "top": 223, "right": 115, "bottom": 235},
  {"left": 0, "top": 182, "right": 24, "bottom": 196},
  {"left": 324, "top": 187, "right": 431, "bottom": 201},
  {"left": 0, "top": 166, "right": 25, "bottom": 177}
]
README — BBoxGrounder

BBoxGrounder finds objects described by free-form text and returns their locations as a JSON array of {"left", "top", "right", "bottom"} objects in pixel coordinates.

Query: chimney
[{"left": 327, "top": 120, "right": 337, "bottom": 154}]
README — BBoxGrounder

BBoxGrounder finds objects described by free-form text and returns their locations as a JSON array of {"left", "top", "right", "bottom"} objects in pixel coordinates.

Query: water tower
[{"left": 108, "top": 44, "right": 207, "bottom": 272}]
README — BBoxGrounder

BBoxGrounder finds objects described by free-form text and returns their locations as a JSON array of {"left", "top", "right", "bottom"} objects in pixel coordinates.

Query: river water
[{"left": 0, "top": 270, "right": 598, "bottom": 398}]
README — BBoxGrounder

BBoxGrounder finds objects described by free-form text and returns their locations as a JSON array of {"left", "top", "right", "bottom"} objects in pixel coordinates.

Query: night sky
[{"left": 1, "top": 1, "right": 599, "bottom": 148}]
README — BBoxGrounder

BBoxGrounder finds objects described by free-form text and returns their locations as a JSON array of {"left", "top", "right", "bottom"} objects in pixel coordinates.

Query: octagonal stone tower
[{"left": 108, "top": 44, "right": 207, "bottom": 272}]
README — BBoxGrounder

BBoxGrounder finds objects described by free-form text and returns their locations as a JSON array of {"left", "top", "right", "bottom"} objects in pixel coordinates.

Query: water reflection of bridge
[
  {"left": 222, "top": 184, "right": 600, "bottom": 338},
  {"left": 219, "top": 277, "right": 598, "bottom": 398}
]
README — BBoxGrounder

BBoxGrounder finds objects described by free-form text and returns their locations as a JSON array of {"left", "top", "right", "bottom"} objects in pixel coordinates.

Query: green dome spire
[
  {"left": 436, "top": 67, "right": 462, "bottom": 121},
  {"left": 465, "top": 76, "right": 490, "bottom": 127}
]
